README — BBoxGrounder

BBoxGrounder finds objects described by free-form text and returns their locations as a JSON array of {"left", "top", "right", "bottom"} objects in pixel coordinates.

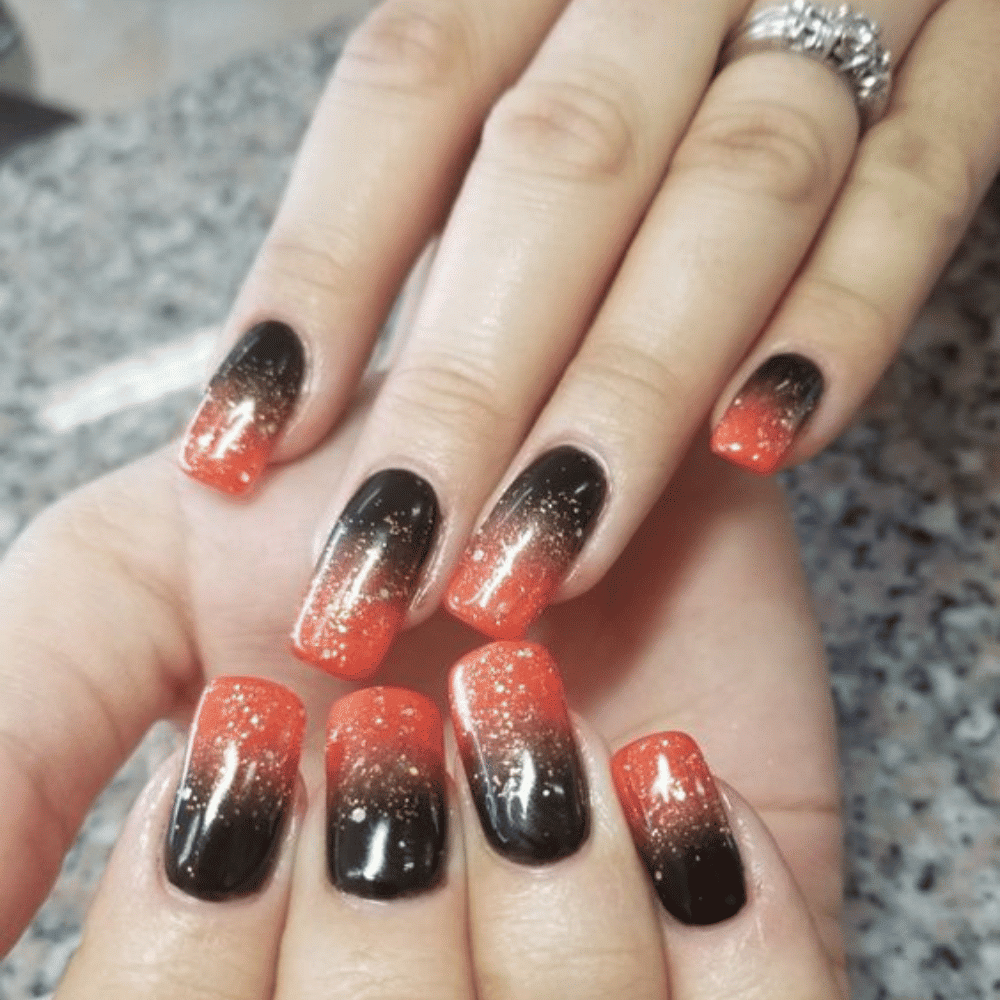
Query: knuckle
[
  {"left": 337, "top": 0, "right": 474, "bottom": 91},
  {"left": 0, "top": 732, "right": 75, "bottom": 855},
  {"left": 675, "top": 100, "right": 834, "bottom": 205},
  {"left": 863, "top": 120, "right": 975, "bottom": 238},
  {"left": 390, "top": 354, "right": 516, "bottom": 441},
  {"left": 797, "top": 273, "right": 893, "bottom": 349},
  {"left": 259, "top": 228, "right": 361, "bottom": 308},
  {"left": 482, "top": 73, "right": 638, "bottom": 182},
  {"left": 571, "top": 336, "right": 687, "bottom": 427}
]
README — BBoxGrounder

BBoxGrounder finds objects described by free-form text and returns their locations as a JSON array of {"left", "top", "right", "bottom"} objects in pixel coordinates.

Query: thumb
[
  {"left": 0, "top": 456, "right": 197, "bottom": 955},
  {"left": 612, "top": 731, "right": 847, "bottom": 1000}
]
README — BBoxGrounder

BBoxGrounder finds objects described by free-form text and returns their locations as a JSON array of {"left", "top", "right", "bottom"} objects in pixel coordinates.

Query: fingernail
[
  {"left": 326, "top": 687, "right": 447, "bottom": 899},
  {"left": 445, "top": 446, "right": 606, "bottom": 640},
  {"left": 611, "top": 731, "right": 745, "bottom": 925},
  {"left": 291, "top": 469, "right": 438, "bottom": 679},
  {"left": 449, "top": 641, "right": 589, "bottom": 864},
  {"left": 165, "top": 676, "right": 305, "bottom": 902},
  {"left": 179, "top": 321, "right": 306, "bottom": 495},
  {"left": 710, "top": 354, "right": 823, "bottom": 476}
]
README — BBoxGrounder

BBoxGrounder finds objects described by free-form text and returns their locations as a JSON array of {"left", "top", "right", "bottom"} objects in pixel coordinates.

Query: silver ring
[{"left": 721, "top": 1, "right": 892, "bottom": 128}]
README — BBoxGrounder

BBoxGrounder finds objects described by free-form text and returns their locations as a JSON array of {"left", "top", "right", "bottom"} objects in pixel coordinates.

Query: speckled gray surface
[{"left": 1, "top": 18, "right": 999, "bottom": 1000}]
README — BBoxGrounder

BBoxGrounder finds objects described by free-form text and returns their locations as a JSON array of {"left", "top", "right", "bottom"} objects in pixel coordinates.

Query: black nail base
[
  {"left": 649, "top": 831, "right": 746, "bottom": 926},
  {"left": 328, "top": 788, "right": 447, "bottom": 900},
  {"left": 469, "top": 729, "right": 590, "bottom": 865},
  {"left": 165, "top": 792, "right": 291, "bottom": 902}
]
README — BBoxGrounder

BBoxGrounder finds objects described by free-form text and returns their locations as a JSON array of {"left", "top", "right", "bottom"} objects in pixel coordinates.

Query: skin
[
  {"left": 8, "top": 2, "right": 998, "bottom": 992},
  {"left": 183, "top": 0, "right": 1000, "bottom": 647},
  {"left": 1, "top": 383, "right": 845, "bottom": 996}
]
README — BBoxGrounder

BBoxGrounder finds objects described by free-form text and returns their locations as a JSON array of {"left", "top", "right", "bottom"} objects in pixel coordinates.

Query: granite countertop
[{"left": 1, "top": 18, "right": 998, "bottom": 1000}]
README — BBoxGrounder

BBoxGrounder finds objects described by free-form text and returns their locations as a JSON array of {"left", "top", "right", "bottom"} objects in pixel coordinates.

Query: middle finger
[{"left": 292, "top": 0, "right": 744, "bottom": 675}]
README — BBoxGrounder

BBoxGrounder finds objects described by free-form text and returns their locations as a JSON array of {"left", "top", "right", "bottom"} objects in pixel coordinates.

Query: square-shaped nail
[
  {"left": 710, "top": 354, "right": 823, "bottom": 475},
  {"left": 326, "top": 687, "right": 447, "bottom": 899},
  {"left": 165, "top": 676, "right": 305, "bottom": 902},
  {"left": 291, "top": 469, "right": 438, "bottom": 679},
  {"left": 611, "top": 731, "right": 745, "bottom": 925},
  {"left": 445, "top": 446, "right": 606, "bottom": 639},
  {"left": 179, "top": 321, "right": 305, "bottom": 495},
  {"left": 449, "top": 641, "right": 589, "bottom": 864}
]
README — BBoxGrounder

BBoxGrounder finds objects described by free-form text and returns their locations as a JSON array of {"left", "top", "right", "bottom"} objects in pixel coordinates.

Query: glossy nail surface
[
  {"left": 326, "top": 687, "right": 447, "bottom": 899},
  {"left": 291, "top": 470, "right": 438, "bottom": 679},
  {"left": 449, "top": 641, "right": 589, "bottom": 864},
  {"left": 445, "top": 446, "right": 606, "bottom": 640},
  {"left": 611, "top": 732, "right": 745, "bottom": 925},
  {"left": 710, "top": 354, "right": 823, "bottom": 475},
  {"left": 180, "top": 320, "right": 305, "bottom": 495},
  {"left": 165, "top": 676, "right": 305, "bottom": 902}
]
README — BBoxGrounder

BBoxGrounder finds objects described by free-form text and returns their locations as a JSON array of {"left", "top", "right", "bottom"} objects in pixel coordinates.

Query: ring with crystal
[{"left": 721, "top": 1, "right": 891, "bottom": 128}]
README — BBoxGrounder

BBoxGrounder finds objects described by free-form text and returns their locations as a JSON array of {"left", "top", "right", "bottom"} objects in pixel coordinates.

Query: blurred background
[
  {"left": 3, "top": 0, "right": 375, "bottom": 111},
  {"left": 1, "top": 0, "right": 374, "bottom": 151}
]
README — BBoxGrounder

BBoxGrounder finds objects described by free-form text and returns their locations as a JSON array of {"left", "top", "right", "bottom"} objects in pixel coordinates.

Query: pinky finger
[
  {"left": 711, "top": 0, "right": 1000, "bottom": 475},
  {"left": 612, "top": 732, "right": 845, "bottom": 999}
]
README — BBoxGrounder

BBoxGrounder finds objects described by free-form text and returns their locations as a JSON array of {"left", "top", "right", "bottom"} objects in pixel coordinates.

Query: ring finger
[
  {"left": 711, "top": 0, "right": 1000, "bottom": 472},
  {"left": 442, "top": 0, "right": 932, "bottom": 639}
]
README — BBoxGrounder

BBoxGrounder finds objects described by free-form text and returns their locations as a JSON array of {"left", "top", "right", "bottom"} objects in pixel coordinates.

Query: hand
[
  {"left": 175, "top": 0, "right": 1000, "bottom": 679},
  {"left": 1, "top": 387, "right": 843, "bottom": 993}
]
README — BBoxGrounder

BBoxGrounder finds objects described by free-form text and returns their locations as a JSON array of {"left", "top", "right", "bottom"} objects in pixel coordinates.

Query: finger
[
  {"left": 712, "top": 0, "right": 1000, "bottom": 474},
  {"left": 293, "top": 0, "right": 748, "bottom": 676},
  {"left": 611, "top": 734, "right": 844, "bottom": 998},
  {"left": 532, "top": 440, "right": 846, "bottom": 968},
  {"left": 177, "top": 0, "right": 568, "bottom": 496},
  {"left": 448, "top": 642, "right": 668, "bottom": 1000},
  {"left": 57, "top": 677, "right": 306, "bottom": 999},
  {"left": 0, "top": 458, "right": 195, "bottom": 955},
  {"left": 276, "top": 687, "right": 473, "bottom": 1000},
  {"left": 290, "top": 0, "right": 745, "bottom": 675},
  {"left": 442, "top": 3, "right": 932, "bottom": 641}
]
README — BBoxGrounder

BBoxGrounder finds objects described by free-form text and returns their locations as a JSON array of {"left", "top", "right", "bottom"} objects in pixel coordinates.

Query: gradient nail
[
  {"left": 611, "top": 731, "right": 745, "bottom": 925},
  {"left": 326, "top": 687, "right": 447, "bottom": 900},
  {"left": 179, "top": 321, "right": 305, "bottom": 495},
  {"left": 710, "top": 354, "right": 823, "bottom": 476},
  {"left": 165, "top": 676, "right": 305, "bottom": 902},
  {"left": 291, "top": 469, "right": 438, "bottom": 679},
  {"left": 445, "top": 446, "right": 606, "bottom": 640},
  {"left": 449, "top": 641, "right": 589, "bottom": 864}
]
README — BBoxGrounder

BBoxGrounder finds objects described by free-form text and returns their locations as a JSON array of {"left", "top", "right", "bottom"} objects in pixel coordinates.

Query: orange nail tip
[
  {"left": 179, "top": 321, "right": 304, "bottom": 496},
  {"left": 711, "top": 354, "right": 823, "bottom": 476}
]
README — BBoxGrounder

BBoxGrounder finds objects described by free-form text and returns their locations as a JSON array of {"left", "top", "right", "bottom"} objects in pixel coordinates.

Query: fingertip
[
  {"left": 709, "top": 353, "right": 825, "bottom": 477},
  {"left": 289, "top": 469, "right": 440, "bottom": 681},
  {"left": 609, "top": 729, "right": 844, "bottom": 998},
  {"left": 61, "top": 723, "right": 306, "bottom": 999},
  {"left": 324, "top": 686, "right": 448, "bottom": 901},
  {"left": 177, "top": 320, "right": 309, "bottom": 497}
]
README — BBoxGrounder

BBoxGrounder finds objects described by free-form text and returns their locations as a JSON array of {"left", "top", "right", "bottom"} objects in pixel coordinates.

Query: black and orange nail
[
  {"left": 449, "top": 641, "right": 589, "bottom": 864},
  {"left": 165, "top": 676, "right": 305, "bottom": 902},
  {"left": 445, "top": 446, "right": 606, "bottom": 640},
  {"left": 611, "top": 731, "right": 745, "bottom": 925},
  {"left": 710, "top": 354, "right": 823, "bottom": 476},
  {"left": 179, "top": 321, "right": 306, "bottom": 495},
  {"left": 291, "top": 469, "right": 438, "bottom": 679},
  {"left": 326, "top": 687, "right": 447, "bottom": 900}
]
